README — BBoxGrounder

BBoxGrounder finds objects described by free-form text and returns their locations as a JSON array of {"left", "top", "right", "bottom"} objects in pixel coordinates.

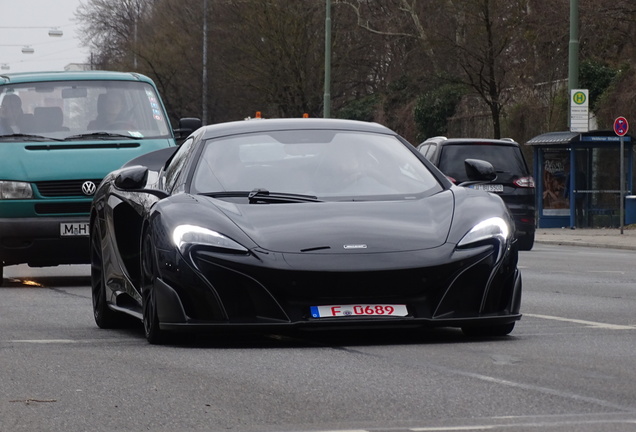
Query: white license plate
[
  {"left": 472, "top": 184, "right": 504, "bottom": 192},
  {"left": 310, "top": 304, "right": 408, "bottom": 318},
  {"left": 60, "top": 222, "right": 90, "bottom": 237}
]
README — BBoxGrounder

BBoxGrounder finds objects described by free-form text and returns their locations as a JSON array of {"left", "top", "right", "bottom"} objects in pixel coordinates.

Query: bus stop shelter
[{"left": 525, "top": 130, "right": 634, "bottom": 228}]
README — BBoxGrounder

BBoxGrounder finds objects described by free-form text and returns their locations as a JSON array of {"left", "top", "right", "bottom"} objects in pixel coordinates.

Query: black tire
[
  {"left": 141, "top": 229, "right": 168, "bottom": 345},
  {"left": 517, "top": 232, "right": 535, "bottom": 251},
  {"left": 461, "top": 322, "right": 515, "bottom": 337},
  {"left": 91, "top": 221, "right": 125, "bottom": 328}
]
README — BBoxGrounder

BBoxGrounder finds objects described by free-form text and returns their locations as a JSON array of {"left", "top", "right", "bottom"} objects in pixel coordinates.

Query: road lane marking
[
  {"left": 4, "top": 338, "right": 140, "bottom": 344},
  {"left": 525, "top": 313, "right": 636, "bottom": 330},
  {"left": 411, "top": 427, "right": 496, "bottom": 431},
  {"left": 411, "top": 418, "right": 636, "bottom": 431},
  {"left": 425, "top": 365, "right": 633, "bottom": 412},
  {"left": 587, "top": 270, "right": 626, "bottom": 274},
  {"left": 315, "top": 430, "right": 369, "bottom": 432}
]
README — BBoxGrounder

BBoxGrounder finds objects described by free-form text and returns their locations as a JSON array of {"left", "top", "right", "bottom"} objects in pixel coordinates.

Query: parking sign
[{"left": 614, "top": 116, "right": 629, "bottom": 136}]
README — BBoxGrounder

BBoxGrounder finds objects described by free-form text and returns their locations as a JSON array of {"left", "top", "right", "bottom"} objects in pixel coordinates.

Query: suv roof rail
[
  {"left": 422, "top": 135, "right": 447, "bottom": 144},
  {"left": 500, "top": 137, "right": 517, "bottom": 143}
]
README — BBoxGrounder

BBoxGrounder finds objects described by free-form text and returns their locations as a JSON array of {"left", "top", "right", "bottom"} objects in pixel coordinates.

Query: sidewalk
[{"left": 535, "top": 226, "right": 636, "bottom": 250}]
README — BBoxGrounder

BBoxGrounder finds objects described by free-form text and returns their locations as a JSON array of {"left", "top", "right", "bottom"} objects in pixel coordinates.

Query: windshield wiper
[
  {"left": 203, "top": 189, "right": 321, "bottom": 203},
  {"left": 0, "top": 133, "right": 62, "bottom": 141},
  {"left": 63, "top": 132, "right": 135, "bottom": 140},
  {"left": 248, "top": 189, "right": 321, "bottom": 203}
]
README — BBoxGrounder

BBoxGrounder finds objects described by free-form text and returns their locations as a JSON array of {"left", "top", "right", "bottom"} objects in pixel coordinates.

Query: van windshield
[{"left": 0, "top": 80, "right": 172, "bottom": 140}]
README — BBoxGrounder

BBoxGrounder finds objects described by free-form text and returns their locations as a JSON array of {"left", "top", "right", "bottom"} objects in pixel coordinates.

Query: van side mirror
[{"left": 174, "top": 117, "right": 202, "bottom": 141}]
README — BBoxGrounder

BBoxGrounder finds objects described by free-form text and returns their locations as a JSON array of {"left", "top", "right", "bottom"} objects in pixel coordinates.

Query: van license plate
[{"left": 60, "top": 223, "right": 90, "bottom": 237}]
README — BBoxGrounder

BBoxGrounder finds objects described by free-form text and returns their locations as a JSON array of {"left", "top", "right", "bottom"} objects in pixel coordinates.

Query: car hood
[{"left": 206, "top": 190, "right": 454, "bottom": 253}]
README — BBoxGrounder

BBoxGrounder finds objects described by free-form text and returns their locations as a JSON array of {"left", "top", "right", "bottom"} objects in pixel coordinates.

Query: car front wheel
[
  {"left": 141, "top": 229, "right": 169, "bottom": 345},
  {"left": 91, "top": 221, "right": 126, "bottom": 328},
  {"left": 517, "top": 232, "right": 535, "bottom": 251}
]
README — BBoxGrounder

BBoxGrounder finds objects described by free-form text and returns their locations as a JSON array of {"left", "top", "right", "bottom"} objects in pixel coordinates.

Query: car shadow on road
[{"left": 111, "top": 324, "right": 519, "bottom": 349}]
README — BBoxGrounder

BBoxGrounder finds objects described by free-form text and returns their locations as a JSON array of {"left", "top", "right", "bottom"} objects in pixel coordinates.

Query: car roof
[
  {"left": 426, "top": 137, "right": 520, "bottom": 146},
  {"left": 199, "top": 118, "right": 396, "bottom": 140},
  {"left": 0, "top": 70, "right": 155, "bottom": 85}
]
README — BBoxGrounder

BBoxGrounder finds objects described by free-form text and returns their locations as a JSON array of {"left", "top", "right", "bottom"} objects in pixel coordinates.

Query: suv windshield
[
  {"left": 0, "top": 80, "right": 171, "bottom": 140},
  {"left": 438, "top": 144, "right": 528, "bottom": 183}
]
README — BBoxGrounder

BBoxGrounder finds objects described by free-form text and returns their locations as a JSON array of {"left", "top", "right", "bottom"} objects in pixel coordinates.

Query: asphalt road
[{"left": 1, "top": 244, "right": 636, "bottom": 432}]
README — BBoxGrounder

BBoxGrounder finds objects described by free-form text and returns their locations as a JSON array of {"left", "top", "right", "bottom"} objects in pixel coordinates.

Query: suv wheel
[{"left": 517, "top": 232, "right": 535, "bottom": 251}]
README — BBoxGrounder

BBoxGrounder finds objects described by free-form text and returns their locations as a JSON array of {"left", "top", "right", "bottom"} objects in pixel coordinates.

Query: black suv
[{"left": 418, "top": 137, "right": 536, "bottom": 250}]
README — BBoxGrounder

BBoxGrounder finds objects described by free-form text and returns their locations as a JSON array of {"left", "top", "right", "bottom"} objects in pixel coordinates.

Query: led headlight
[
  {"left": 172, "top": 224, "right": 248, "bottom": 255},
  {"left": 0, "top": 181, "right": 33, "bottom": 199},
  {"left": 458, "top": 217, "right": 510, "bottom": 247},
  {"left": 457, "top": 217, "right": 512, "bottom": 262}
]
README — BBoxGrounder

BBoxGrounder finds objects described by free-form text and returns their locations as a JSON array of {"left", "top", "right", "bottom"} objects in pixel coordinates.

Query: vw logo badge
[{"left": 82, "top": 181, "right": 97, "bottom": 196}]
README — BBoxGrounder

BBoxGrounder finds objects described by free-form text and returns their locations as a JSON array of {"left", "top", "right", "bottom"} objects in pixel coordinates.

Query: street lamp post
[
  {"left": 323, "top": 0, "right": 332, "bottom": 118},
  {"left": 568, "top": 0, "right": 579, "bottom": 92},
  {"left": 202, "top": 0, "right": 208, "bottom": 125}
]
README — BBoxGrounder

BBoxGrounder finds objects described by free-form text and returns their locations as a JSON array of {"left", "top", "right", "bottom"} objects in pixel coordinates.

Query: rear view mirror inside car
[{"left": 62, "top": 87, "right": 88, "bottom": 99}]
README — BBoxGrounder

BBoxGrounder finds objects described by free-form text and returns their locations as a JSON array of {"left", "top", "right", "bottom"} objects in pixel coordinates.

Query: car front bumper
[{"left": 151, "top": 241, "right": 523, "bottom": 332}]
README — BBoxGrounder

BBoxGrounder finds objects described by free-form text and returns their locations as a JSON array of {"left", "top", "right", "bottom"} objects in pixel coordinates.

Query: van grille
[
  {"left": 34, "top": 202, "right": 92, "bottom": 215},
  {"left": 35, "top": 179, "right": 102, "bottom": 197}
]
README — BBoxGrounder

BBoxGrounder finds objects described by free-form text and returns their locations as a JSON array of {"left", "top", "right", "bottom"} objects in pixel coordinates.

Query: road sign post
[
  {"left": 570, "top": 89, "right": 589, "bottom": 132},
  {"left": 614, "top": 116, "right": 629, "bottom": 234}
]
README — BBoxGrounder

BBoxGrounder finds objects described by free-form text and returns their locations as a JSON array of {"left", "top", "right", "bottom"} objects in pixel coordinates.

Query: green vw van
[{"left": 0, "top": 71, "right": 199, "bottom": 283}]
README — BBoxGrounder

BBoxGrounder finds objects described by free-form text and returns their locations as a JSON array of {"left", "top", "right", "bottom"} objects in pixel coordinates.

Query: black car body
[
  {"left": 90, "top": 119, "right": 522, "bottom": 344},
  {"left": 417, "top": 137, "right": 536, "bottom": 250}
]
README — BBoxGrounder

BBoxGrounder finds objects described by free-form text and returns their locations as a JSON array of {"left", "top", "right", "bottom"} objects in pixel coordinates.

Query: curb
[{"left": 535, "top": 239, "right": 636, "bottom": 251}]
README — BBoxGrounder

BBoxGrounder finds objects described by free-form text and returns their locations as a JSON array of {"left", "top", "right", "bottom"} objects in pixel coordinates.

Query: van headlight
[{"left": 0, "top": 181, "right": 33, "bottom": 199}]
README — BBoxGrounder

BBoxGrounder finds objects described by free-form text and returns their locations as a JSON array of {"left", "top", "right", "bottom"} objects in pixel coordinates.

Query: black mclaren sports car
[{"left": 90, "top": 118, "right": 522, "bottom": 344}]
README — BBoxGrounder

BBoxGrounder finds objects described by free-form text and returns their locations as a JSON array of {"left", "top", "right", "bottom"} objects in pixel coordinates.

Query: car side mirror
[
  {"left": 114, "top": 165, "right": 169, "bottom": 199},
  {"left": 114, "top": 165, "right": 149, "bottom": 190},
  {"left": 459, "top": 158, "right": 497, "bottom": 186}
]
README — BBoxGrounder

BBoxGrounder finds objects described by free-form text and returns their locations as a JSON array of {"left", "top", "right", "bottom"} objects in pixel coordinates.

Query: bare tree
[
  {"left": 77, "top": 0, "right": 215, "bottom": 123},
  {"left": 440, "top": 0, "right": 531, "bottom": 138},
  {"left": 216, "top": 0, "right": 326, "bottom": 117},
  {"left": 76, "top": 0, "right": 150, "bottom": 68},
  {"left": 335, "top": 0, "right": 530, "bottom": 138},
  {"left": 74, "top": 0, "right": 636, "bottom": 137}
]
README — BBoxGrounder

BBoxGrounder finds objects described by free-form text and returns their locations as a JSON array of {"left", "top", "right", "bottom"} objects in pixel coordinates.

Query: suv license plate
[
  {"left": 310, "top": 304, "right": 408, "bottom": 318},
  {"left": 60, "top": 222, "right": 90, "bottom": 237},
  {"left": 472, "top": 184, "right": 504, "bottom": 192}
]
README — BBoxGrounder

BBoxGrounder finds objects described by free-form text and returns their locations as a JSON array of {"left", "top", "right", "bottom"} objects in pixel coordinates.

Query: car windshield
[
  {"left": 0, "top": 80, "right": 171, "bottom": 140},
  {"left": 438, "top": 143, "right": 529, "bottom": 183},
  {"left": 191, "top": 129, "right": 442, "bottom": 200}
]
